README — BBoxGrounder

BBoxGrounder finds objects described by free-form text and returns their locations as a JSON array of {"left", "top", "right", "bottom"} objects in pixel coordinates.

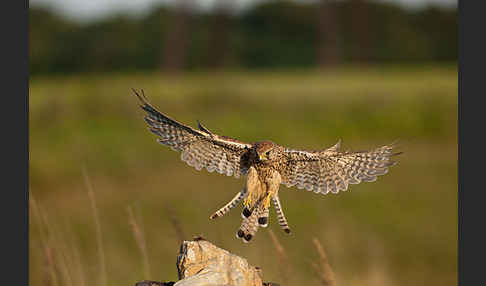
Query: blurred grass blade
[
  {"left": 30, "top": 193, "right": 59, "bottom": 286},
  {"left": 127, "top": 206, "right": 151, "bottom": 279},
  {"left": 312, "top": 237, "right": 336, "bottom": 286},
  {"left": 82, "top": 167, "right": 107, "bottom": 286},
  {"left": 268, "top": 229, "right": 292, "bottom": 282},
  {"left": 164, "top": 204, "right": 186, "bottom": 242}
]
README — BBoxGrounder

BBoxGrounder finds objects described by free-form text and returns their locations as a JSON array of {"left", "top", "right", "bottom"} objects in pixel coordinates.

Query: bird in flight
[{"left": 133, "top": 89, "right": 401, "bottom": 243}]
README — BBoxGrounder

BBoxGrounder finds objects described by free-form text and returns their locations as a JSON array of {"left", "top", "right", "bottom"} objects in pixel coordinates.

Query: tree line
[{"left": 30, "top": 0, "right": 457, "bottom": 75}]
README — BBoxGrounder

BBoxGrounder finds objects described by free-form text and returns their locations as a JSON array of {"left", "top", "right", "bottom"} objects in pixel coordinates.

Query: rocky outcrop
[
  {"left": 175, "top": 238, "right": 263, "bottom": 286},
  {"left": 136, "top": 237, "right": 278, "bottom": 286}
]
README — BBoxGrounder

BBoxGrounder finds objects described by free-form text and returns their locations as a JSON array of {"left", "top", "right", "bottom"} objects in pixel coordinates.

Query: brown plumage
[{"left": 133, "top": 89, "right": 401, "bottom": 243}]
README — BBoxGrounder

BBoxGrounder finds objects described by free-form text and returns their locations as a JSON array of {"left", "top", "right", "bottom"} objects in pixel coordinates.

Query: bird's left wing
[
  {"left": 281, "top": 140, "right": 401, "bottom": 194},
  {"left": 133, "top": 89, "right": 252, "bottom": 178}
]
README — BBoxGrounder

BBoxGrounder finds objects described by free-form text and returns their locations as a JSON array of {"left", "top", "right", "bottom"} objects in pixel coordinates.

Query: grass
[
  {"left": 82, "top": 168, "right": 107, "bottom": 286},
  {"left": 127, "top": 206, "right": 151, "bottom": 279},
  {"left": 312, "top": 237, "right": 336, "bottom": 286},
  {"left": 29, "top": 64, "right": 457, "bottom": 286},
  {"left": 268, "top": 229, "right": 293, "bottom": 283}
]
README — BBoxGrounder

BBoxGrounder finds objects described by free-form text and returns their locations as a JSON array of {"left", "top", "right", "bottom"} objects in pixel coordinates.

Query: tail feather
[{"left": 272, "top": 195, "right": 291, "bottom": 234}]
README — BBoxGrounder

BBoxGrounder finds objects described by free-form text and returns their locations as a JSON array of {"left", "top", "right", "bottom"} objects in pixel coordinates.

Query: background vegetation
[
  {"left": 30, "top": 1, "right": 457, "bottom": 286},
  {"left": 30, "top": 0, "right": 457, "bottom": 74}
]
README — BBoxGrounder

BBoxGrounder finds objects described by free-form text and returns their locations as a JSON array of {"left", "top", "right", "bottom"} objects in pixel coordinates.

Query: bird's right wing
[
  {"left": 133, "top": 89, "right": 253, "bottom": 178},
  {"left": 281, "top": 140, "right": 401, "bottom": 194}
]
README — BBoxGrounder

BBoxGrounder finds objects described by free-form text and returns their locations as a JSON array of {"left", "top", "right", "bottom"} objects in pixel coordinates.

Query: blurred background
[{"left": 29, "top": 0, "right": 457, "bottom": 286}]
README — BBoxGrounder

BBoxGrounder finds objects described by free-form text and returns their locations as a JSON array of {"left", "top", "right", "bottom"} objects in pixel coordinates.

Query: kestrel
[{"left": 133, "top": 89, "right": 401, "bottom": 243}]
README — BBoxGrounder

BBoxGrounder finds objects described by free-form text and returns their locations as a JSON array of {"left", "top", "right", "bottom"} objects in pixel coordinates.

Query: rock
[
  {"left": 135, "top": 281, "right": 175, "bottom": 286},
  {"left": 174, "top": 238, "right": 263, "bottom": 286},
  {"left": 134, "top": 238, "right": 279, "bottom": 286}
]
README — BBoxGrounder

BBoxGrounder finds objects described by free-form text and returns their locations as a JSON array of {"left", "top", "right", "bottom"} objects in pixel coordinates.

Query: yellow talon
[
  {"left": 244, "top": 196, "right": 252, "bottom": 207},
  {"left": 263, "top": 194, "right": 271, "bottom": 208}
]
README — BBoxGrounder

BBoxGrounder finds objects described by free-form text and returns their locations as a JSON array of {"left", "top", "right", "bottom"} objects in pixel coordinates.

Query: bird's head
[{"left": 255, "top": 141, "right": 277, "bottom": 162}]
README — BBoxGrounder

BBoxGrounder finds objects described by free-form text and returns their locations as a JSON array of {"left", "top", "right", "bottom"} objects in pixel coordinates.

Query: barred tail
[
  {"left": 272, "top": 195, "right": 291, "bottom": 234},
  {"left": 210, "top": 188, "right": 248, "bottom": 219}
]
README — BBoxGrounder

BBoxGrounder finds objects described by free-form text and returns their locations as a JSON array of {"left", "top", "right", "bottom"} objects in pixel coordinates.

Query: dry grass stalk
[
  {"left": 30, "top": 193, "right": 59, "bottom": 286},
  {"left": 311, "top": 262, "right": 325, "bottom": 286},
  {"left": 312, "top": 237, "right": 336, "bottom": 286},
  {"left": 365, "top": 238, "right": 393, "bottom": 286},
  {"left": 45, "top": 216, "right": 78, "bottom": 286},
  {"left": 82, "top": 167, "right": 107, "bottom": 286},
  {"left": 43, "top": 245, "right": 58, "bottom": 286},
  {"left": 127, "top": 206, "right": 152, "bottom": 279},
  {"left": 39, "top": 207, "right": 70, "bottom": 286},
  {"left": 164, "top": 204, "right": 186, "bottom": 242},
  {"left": 54, "top": 231, "right": 75, "bottom": 286},
  {"left": 71, "top": 243, "right": 86, "bottom": 286},
  {"left": 62, "top": 220, "right": 87, "bottom": 286},
  {"left": 268, "top": 229, "right": 292, "bottom": 281}
]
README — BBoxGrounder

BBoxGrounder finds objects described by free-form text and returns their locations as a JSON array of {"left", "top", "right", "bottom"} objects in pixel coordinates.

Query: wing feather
[
  {"left": 281, "top": 140, "right": 400, "bottom": 194},
  {"left": 134, "top": 89, "right": 252, "bottom": 178}
]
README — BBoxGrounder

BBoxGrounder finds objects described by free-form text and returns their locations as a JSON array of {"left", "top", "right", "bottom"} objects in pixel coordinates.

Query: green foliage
[{"left": 29, "top": 1, "right": 457, "bottom": 75}]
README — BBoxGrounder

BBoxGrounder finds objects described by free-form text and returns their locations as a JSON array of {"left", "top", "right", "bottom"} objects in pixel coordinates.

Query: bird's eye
[{"left": 266, "top": 151, "right": 271, "bottom": 157}]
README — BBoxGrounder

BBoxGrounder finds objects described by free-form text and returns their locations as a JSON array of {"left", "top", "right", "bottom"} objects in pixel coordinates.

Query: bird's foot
[{"left": 242, "top": 197, "right": 253, "bottom": 218}]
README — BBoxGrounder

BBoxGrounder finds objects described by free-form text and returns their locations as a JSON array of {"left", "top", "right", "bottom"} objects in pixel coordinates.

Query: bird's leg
[
  {"left": 263, "top": 193, "right": 272, "bottom": 209},
  {"left": 257, "top": 205, "right": 270, "bottom": 228},
  {"left": 244, "top": 195, "right": 252, "bottom": 208},
  {"left": 272, "top": 194, "right": 291, "bottom": 234},
  {"left": 210, "top": 187, "right": 248, "bottom": 219},
  {"left": 237, "top": 205, "right": 262, "bottom": 243},
  {"left": 256, "top": 193, "right": 272, "bottom": 227},
  {"left": 243, "top": 166, "right": 262, "bottom": 218},
  {"left": 242, "top": 188, "right": 258, "bottom": 218},
  {"left": 242, "top": 195, "right": 254, "bottom": 218}
]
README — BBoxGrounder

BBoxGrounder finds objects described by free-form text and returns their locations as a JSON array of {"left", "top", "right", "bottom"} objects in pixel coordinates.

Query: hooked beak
[{"left": 258, "top": 154, "right": 264, "bottom": 162}]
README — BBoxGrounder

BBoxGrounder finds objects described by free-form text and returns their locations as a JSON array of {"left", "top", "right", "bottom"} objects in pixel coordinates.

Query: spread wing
[
  {"left": 281, "top": 140, "right": 401, "bottom": 194},
  {"left": 133, "top": 89, "right": 252, "bottom": 178}
]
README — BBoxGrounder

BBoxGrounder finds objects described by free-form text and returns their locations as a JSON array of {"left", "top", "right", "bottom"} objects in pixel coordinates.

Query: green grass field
[{"left": 29, "top": 64, "right": 457, "bottom": 286}]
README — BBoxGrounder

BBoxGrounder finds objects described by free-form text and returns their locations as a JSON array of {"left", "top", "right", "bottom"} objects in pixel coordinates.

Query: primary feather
[{"left": 133, "top": 89, "right": 252, "bottom": 178}]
